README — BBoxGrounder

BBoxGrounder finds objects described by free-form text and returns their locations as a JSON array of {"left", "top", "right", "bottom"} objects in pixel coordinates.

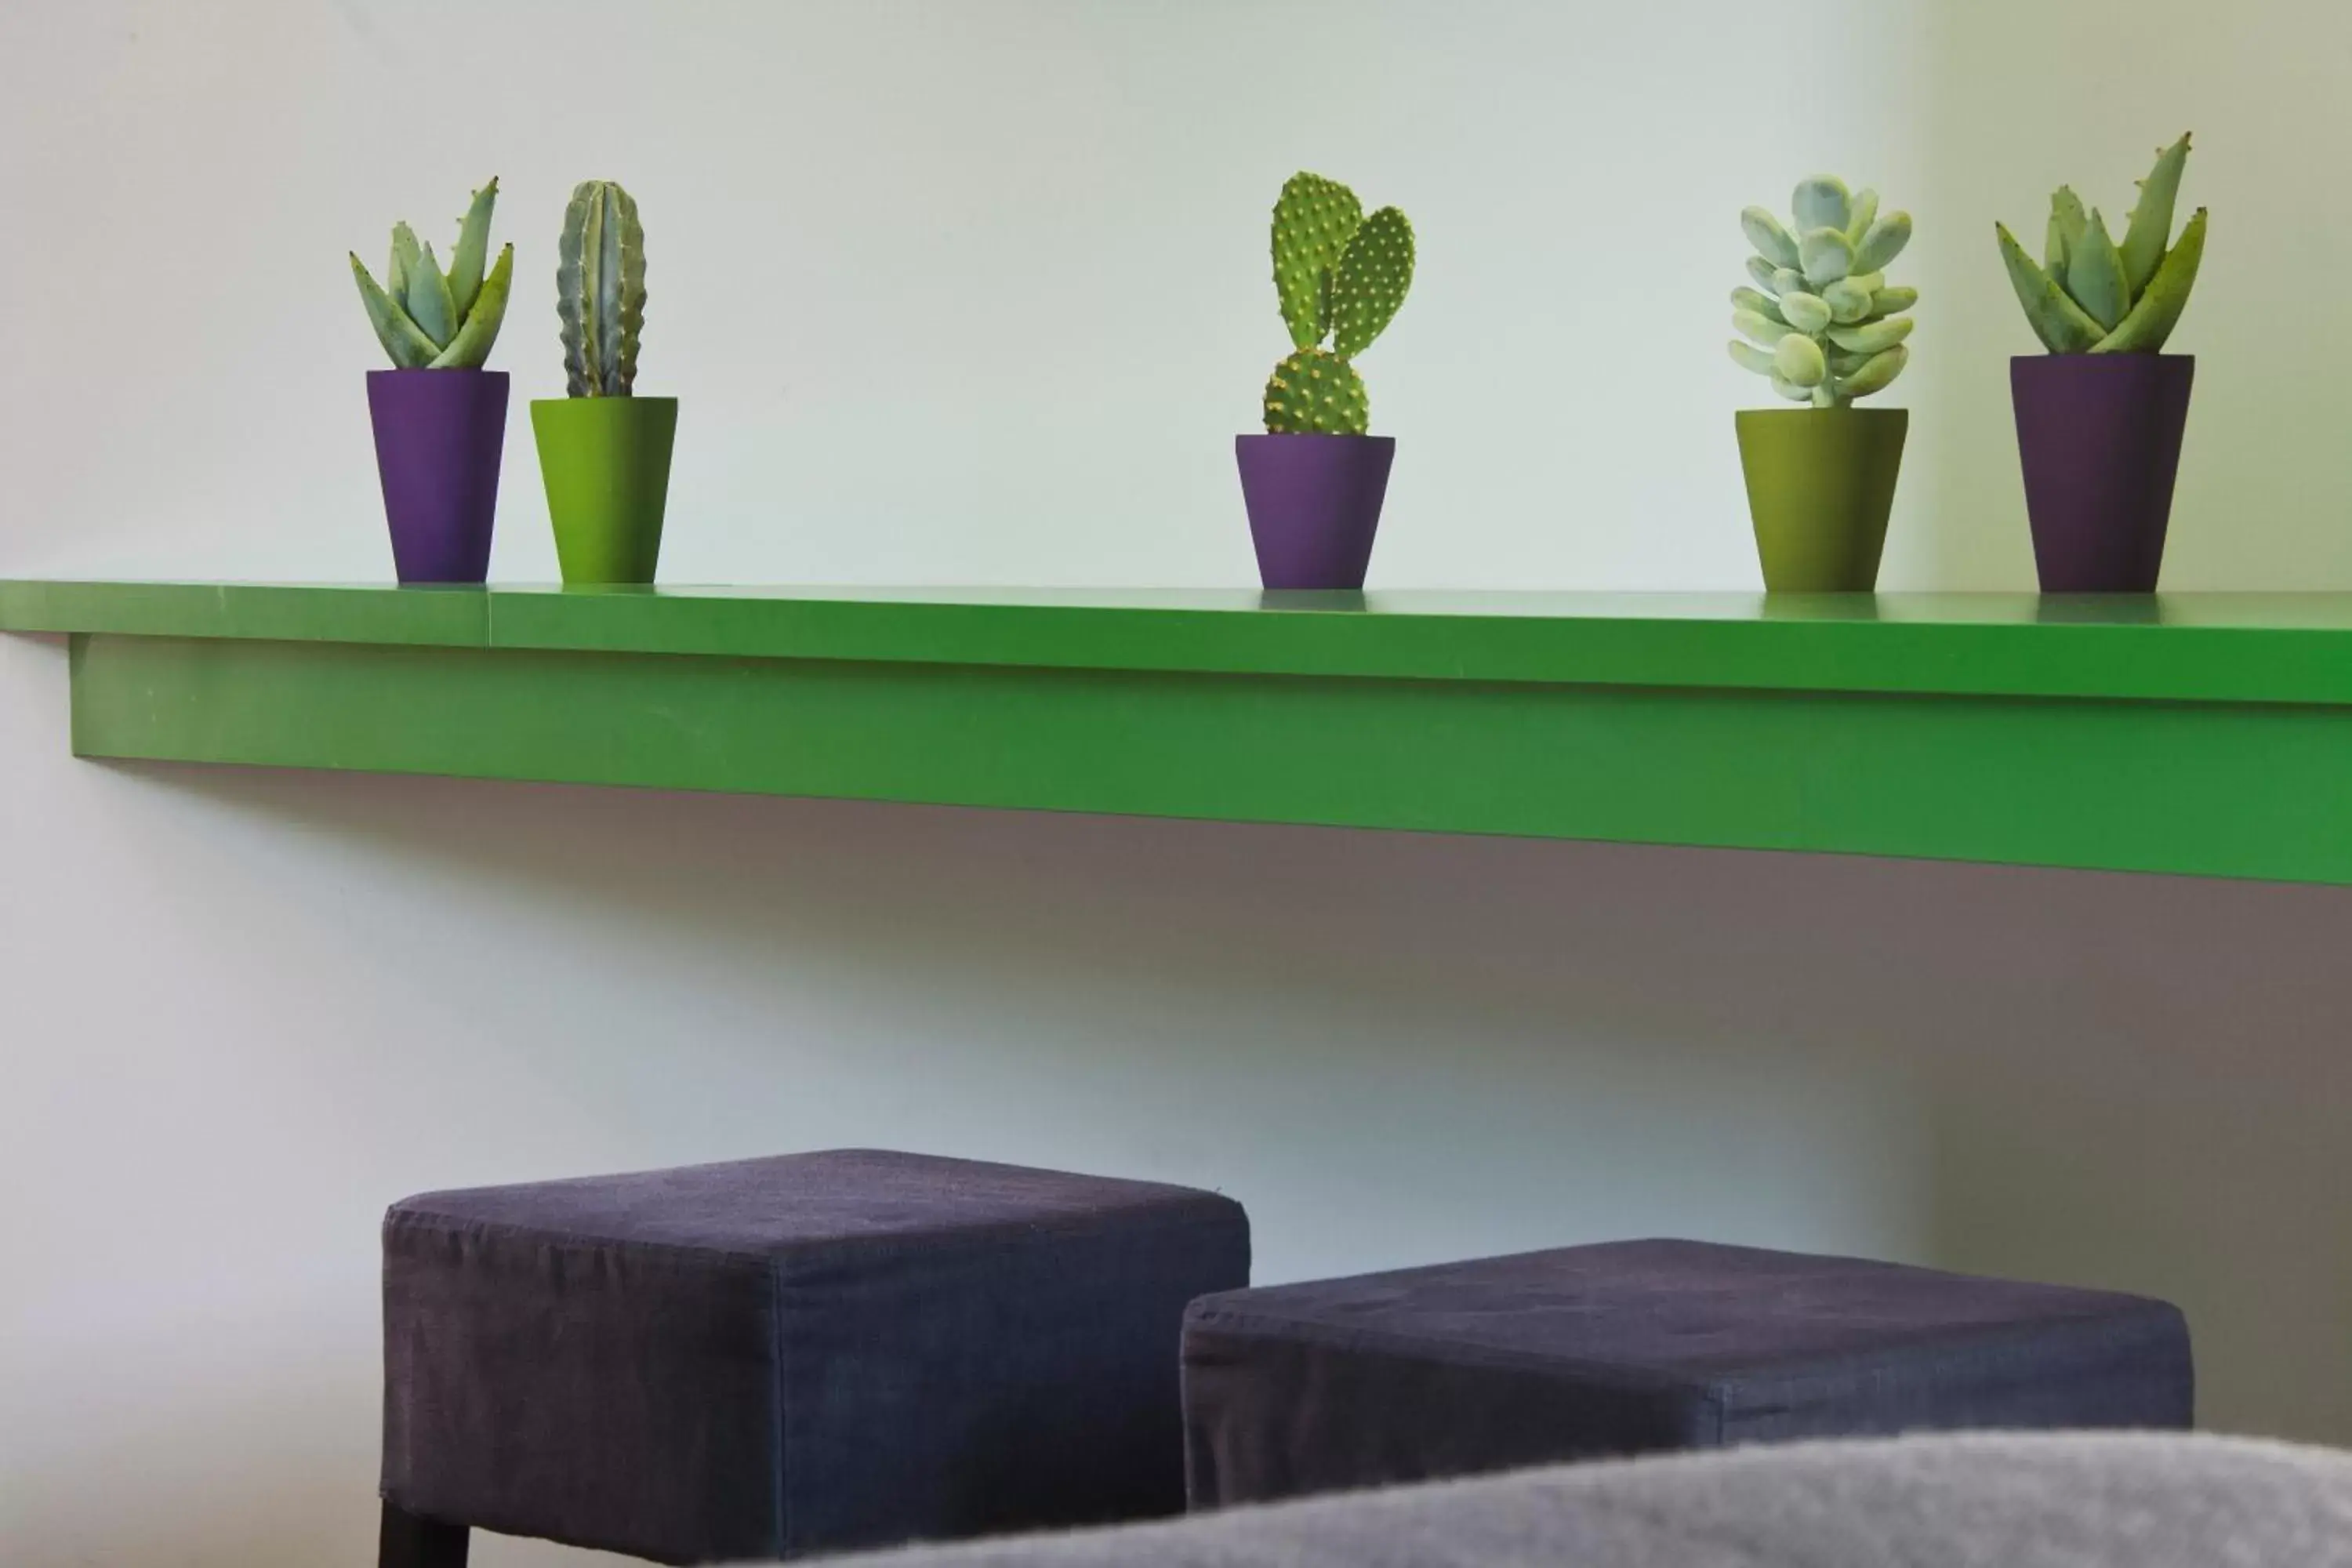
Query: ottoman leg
[{"left": 379, "top": 1500, "right": 469, "bottom": 1567}]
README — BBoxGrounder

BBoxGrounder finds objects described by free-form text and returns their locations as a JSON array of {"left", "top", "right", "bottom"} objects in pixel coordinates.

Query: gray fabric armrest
[{"left": 808, "top": 1431, "right": 2352, "bottom": 1568}]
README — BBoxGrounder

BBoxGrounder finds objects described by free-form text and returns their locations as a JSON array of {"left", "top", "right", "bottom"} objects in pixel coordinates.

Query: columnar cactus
[
  {"left": 1996, "top": 135, "right": 2205, "bottom": 354},
  {"left": 557, "top": 180, "right": 648, "bottom": 397},
  {"left": 349, "top": 180, "right": 514, "bottom": 369},
  {"left": 1728, "top": 177, "right": 1915, "bottom": 408},
  {"left": 1261, "top": 172, "right": 1414, "bottom": 435}
]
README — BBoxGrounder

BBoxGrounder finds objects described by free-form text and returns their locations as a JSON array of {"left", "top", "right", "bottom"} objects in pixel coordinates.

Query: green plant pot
[
  {"left": 531, "top": 397, "right": 679, "bottom": 586},
  {"left": 1735, "top": 407, "right": 1907, "bottom": 592}
]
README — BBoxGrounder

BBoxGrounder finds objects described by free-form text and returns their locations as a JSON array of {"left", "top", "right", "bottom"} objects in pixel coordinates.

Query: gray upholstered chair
[
  {"left": 377, "top": 1149, "right": 1250, "bottom": 1564},
  {"left": 799, "top": 1430, "right": 2352, "bottom": 1568}
]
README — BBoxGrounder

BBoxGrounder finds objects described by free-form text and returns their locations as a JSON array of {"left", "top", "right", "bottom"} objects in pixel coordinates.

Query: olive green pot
[
  {"left": 1735, "top": 407, "right": 1907, "bottom": 592},
  {"left": 532, "top": 397, "right": 679, "bottom": 586}
]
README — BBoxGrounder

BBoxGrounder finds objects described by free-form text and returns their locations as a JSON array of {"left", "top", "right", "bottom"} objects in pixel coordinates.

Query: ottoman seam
[
  {"left": 1709, "top": 1308, "right": 2192, "bottom": 1412},
  {"left": 779, "top": 1202, "right": 1247, "bottom": 1270},
  {"left": 1181, "top": 1308, "right": 1702, "bottom": 1395},
  {"left": 384, "top": 1197, "right": 1242, "bottom": 1270},
  {"left": 385, "top": 1210, "right": 779, "bottom": 1269},
  {"left": 1180, "top": 1301, "right": 2181, "bottom": 1396},
  {"left": 1708, "top": 1306, "right": 2190, "bottom": 1390},
  {"left": 771, "top": 1256, "right": 790, "bottom": 1555}
]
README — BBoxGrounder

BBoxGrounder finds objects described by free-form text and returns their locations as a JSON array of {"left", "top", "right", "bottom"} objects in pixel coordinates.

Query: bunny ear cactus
[
  {"left": 557, "top": 180, "right": 648, "bottom": 397},
  {"left": 1262, "top": 172, "right": 1414, "bottom": 435},
  {"left": 350, "top": 180, "right": 514, "bottom": 369},
  {"left": 1996, "top": 134, "right": 2205, "bottom": 354},
  {"left": 1729, "top": 176, "right": 1915, "bottom": 408}
]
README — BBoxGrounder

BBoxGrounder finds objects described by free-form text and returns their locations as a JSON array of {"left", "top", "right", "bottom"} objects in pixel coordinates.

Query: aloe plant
[
  {"left": 557, "top": 180, "right": 648, "bottom": 397},
  {"left": 1728, "top": 176, "right": 1916, "bottom": 407},
  {"left": 1996, "top": 135, "right": 2205, "bottom": 354},
  {"left": 1261, "top": 172, "right": 1414, "bottom": 434},
  {"left": 350, "top": 180, "right": 514, "bottom": 370}
]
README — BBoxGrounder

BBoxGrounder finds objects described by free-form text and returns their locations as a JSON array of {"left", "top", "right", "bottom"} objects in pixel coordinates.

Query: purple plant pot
[
  {"left": 367, "top": 369, "right": 510, "bottom": 585},
  {"left": 2013, "top": 354, "right": 2194, "bottom": 593},
  {"left": 1236, "top": 434, "right": 1396, "bottom": 590}
]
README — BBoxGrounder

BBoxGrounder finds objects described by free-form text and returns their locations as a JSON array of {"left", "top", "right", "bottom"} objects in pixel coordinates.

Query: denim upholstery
[
  {"left": 1181, "top": 1240, "right": 2190, "bottom": 1508},
  {"left": 383, "top": 1149, "right": 1250, "bottom": 1563}
]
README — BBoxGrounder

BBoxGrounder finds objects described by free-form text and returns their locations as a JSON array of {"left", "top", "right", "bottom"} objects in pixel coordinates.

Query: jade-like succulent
[
  {"left": 350, "top": 180, "right": 514, "bottom": 369},
  {"left": 1261, "top": 172, "right": 1414, "bottom": 435},
  {"left": 557, "top": 180, "right": 648, "bottom": 397},
  {"left": 1728, "top": 177, "right": 1915, "bottom": 407},
  {"left": 1996, "top": 135, "right": 2205, "bottom": 354}
]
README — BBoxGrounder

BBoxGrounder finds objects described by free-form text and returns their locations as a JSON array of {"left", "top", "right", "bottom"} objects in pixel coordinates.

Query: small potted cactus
[
  {"left": 1997, "top": 135, "right": 2205, "bottom": 593},
  {"left": 1728, "top": 177, "right": 1916, "bottom": 591},
  {"left": 349, "top": 180, "right": 514, "bottom": 584},
  {"left": 531, "top": 180, "right": 677, "bottom": 586},
  {"left": 1236, "top": 172, "right": 1415, "bottom": 591}
]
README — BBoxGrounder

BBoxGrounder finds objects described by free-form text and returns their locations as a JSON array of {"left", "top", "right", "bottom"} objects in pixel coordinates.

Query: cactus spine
[
  {"left": 1996, "top": 134, "right": 2205, "bottom": 355},
  {"left": 1262, "top": 172, "right": 1414, "bottom": 435},
  {"left": 349, "top": 180, "right": 514, "bottom": 369},
  {"left": 1729, "top": 176, "right": 1915, "bottom": 407},
  {"left": 557, "top": 180, "right": 648, "bottom": 397}
]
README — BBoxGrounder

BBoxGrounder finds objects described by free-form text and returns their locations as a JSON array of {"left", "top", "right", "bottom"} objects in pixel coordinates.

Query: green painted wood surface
[
  {"left": 18, "top": 579, "right": 2352, "bottom": 701},
  {"left": 11, "top": 581, "right": 2352, "bottom": 883}
]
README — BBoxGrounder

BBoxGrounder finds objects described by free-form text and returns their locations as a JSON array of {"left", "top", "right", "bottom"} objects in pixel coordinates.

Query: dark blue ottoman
[
  {"left": 378, "top": 1149, "right": 1250, "bottom": 1564},
  {"left": 1181, "top": 1239, "right": 2191, "bottom": 1508}
]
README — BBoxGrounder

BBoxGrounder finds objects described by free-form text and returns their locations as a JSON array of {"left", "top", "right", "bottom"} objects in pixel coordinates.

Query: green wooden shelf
[{"left": 10, "top": 579, "right": 2352, "bottom": 884}]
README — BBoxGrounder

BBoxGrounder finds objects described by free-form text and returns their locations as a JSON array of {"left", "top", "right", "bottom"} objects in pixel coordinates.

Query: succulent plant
[
  {"left": 350, "top": 180, "right": 514, "bottom": 369},
  {"left": 1996, "top": 135, "right": 2205, "bottom": 354},
  {"left": 557, "top": 180, "right": 648, "bottom": 397},
  {"left": 1728, "top": 177, "right": 1915, "bottom": 407},
  {"left": 1261, "top": 172, "right": 1415, "bottom": 435}
]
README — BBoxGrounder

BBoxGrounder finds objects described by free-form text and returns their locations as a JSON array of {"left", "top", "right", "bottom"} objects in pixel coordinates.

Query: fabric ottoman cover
[
  {"left": 382, "top": 1149, "right": 1251, "bottom": 1563},
  {"left": 1181, "top": 1239, "right": 2191, "bottom": 1508}
]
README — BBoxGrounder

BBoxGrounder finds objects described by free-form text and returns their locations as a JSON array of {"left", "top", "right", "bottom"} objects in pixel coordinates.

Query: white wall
[{"left": 5, "top": 3, "right": 2350, "bottom": 1564}]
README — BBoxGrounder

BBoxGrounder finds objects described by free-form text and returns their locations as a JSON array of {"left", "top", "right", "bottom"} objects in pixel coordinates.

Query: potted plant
[
  {"left": 1236, "top": 172, "right": 1415, "bottom": 591},
  {"left": 349, "top": 180, "right": 514, "bottom": 584},
  {"left": 1727, "top": 178, "right": 1916, "bottom": 591},
  {"left": 532, "top": 180, "right": 677, "bottom": 586},
  {"left": 1997, "top": 136, "right": 2205, "bottom": 592}
]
